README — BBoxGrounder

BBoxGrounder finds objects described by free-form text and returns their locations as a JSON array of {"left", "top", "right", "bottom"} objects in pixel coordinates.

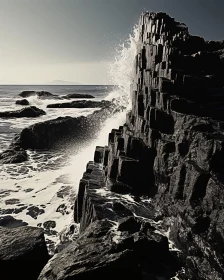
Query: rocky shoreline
[{"left": 1, "top": 12, "right": 224, "bottom": 280}]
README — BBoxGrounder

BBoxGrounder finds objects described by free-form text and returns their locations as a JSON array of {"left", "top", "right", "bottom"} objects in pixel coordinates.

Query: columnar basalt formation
[{"left": 39, "top": 12, "right": 224, "bottom": 280}]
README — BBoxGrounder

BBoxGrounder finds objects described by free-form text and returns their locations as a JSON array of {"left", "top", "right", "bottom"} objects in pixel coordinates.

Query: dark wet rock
[
  {"left": 24, "top": 188, "right": 34, "bottom": 193},
  {"left": 0, "top": 215, "right": 28, "bottom": 228},
  {"left": 47, "top": 100, "right": 111, "bottom": 108},
  {"left": 15, "top": 99, "right": 29, "bottom": 105},
  {"left": 5, "top": 198, "right": 20, "bottom": 205},
  {"left": 69, "top": 12, "right": 224, "bottom": 280},
  {"left": 0, "top": 146, "right": 28, "bottom": 164},
  {"left": 19, "top": 90, "right": 59, "bottom": 99},
  {"left": 0, "top": 206, "right": 27, "bottom": 215},
  {"left": 0, "top": 226, "right": 49, "bottom": 280},
  {"left": 26, "top": 206, "right": 45, "bottom": 219},
  {"left": 118, "top": 216, "right": 141, "bottom": 233},
  {"left": 43, "top": 220, "right": 56, "bottom": 229},
  {"left": 64, "top": 93, "right": 95, "bottom": 99},
  {"left": 56, "top": 204, "right": 67, "bottom": 215},
  {"left": 38, "top": 220, "right": 142, "bottom": 280},
  {"left": 0, "top": 106, "right": 46, "bottom": 118},
  {"left": 12, "top": 103, "right": 119, "bottom": 150}
]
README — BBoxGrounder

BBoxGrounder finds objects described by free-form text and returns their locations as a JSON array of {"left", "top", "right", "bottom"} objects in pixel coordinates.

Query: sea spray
[{"left": 57, "top": 25, "right": 140, "bottom": 248}]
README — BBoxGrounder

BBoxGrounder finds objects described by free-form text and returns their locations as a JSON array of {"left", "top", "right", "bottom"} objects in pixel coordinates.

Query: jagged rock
[
  {"left": 47, "top": 100, "right": 111, "bottom": 108},
  {"left": 0, "top": 106, "right": 46, "bottom": 118},
  {"left": 64, "top": 93, "right": 95, "bottom": 99},
  {"left": 0, "top": 226, "right": 49, "bottom": 280},
  {"left": 117, "top": 216, "right": 141, "bottom": 233},
  {"left": 15, "top": 99, "right": 29, "bottom": 105},
  {"left": 0, "top": 146, "right": 28, "bottom": 164},
  {"left": 19, "top": 90, "right": 59, "bottom": 99},
  {"left": 38, "top": 220, "right": 142, "bottom": 280},
  {"left": 26, "top": 206, "right": 45, "bottom": 219},
  {"left": 70, "top": 11, "right": 224, "bottom": 280}
]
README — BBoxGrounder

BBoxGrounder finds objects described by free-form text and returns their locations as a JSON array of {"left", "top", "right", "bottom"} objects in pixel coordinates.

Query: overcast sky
[{"left": 1, "top": 0, "right": 224, "bottom": 85}]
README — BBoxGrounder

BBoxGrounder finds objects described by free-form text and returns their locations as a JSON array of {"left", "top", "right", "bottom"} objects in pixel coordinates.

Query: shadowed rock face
[
  {"left": 40, "top": 12, "right": 224, "bottom": 280},
  {"left": 12, "top": 104, "right": 119, "bottom": 150},
  {"left": 0, "top": 226, "right": 49, "bottom": 280}
]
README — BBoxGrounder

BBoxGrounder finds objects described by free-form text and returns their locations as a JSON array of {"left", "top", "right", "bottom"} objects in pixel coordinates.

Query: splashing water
[
  {"left": 0, "top": 25, "right": 140, "bottom": 251},
  {"left": 105, "top": 25, "right": 139, "bottom": 109},
  {"left": 58, "top": 25, "right": 140, "bottom": 244},
  {"left": 67, "top": 24, "right": 139, "bottom": 185}
]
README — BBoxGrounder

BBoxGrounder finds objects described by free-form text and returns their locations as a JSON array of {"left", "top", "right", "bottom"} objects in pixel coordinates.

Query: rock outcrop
[
  {"left": 64, "top": 93, "right": 95, "bottom": 99},
  {"left": 19, "top": 91, "right": 60, "bottom": 99},
  {"left": 0, "top": 106, "right": 46, "bottom": 118},
  {"left": 47, "top": 100, "right": 111, "bottom": 108},
  {"left": 41, "top": 12, "right": 224, "bottom": 280},
  {"left": 10, "top": 103, "right": 121, "bottom": 151},
  {"left": 15, "top": 99, "right": 30, "bottom": 105},
  {"left": 0, "top": 226, "right": 49, "bottom": 280}
]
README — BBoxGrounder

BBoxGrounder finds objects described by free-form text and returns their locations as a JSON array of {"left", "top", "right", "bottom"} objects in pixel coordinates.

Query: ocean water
[{"left": 0, "top": 25, "right": 139, "bottom": 251}]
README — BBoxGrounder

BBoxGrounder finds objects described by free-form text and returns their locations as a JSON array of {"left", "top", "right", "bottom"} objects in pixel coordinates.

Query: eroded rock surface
[{"left": 0, "top": 226, "right": 49, "bottom": 280}]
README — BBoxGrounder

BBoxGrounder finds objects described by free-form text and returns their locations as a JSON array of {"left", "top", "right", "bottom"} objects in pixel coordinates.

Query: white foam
[{"left": 0, "top": 25, "right": 139, "bottom": 249}]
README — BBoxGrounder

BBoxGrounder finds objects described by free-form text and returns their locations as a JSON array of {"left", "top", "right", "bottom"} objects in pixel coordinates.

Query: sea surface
[
  {"left": 0, "top": 84, "right": 127, "bottom": 251},
  {"left": 0, "top": 22, "right": 138, "bottom": 251}
]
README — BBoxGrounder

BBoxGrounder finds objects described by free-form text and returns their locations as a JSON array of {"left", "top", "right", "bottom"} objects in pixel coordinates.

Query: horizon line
[{"left": 0, "top": 84, "right": 116, "bottom": 86}]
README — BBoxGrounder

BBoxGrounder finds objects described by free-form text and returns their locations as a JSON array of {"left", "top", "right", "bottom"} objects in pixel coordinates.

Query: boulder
[
  {"left": 47, "top": 100, "right": 111, "bottom": 108},
  {"left": 15, "top": 99, "right": 29, "bottom": 105},
  {"left": 0, "top": 106, "right": 46, "bottom": 118},
  {"left": 64, "top": 93, "right": 95, "bottom": 99},
  {"left": 0, "top": 226, "right": 49, "bottom": 280},
  {"left": 38, "top": 220, "right": 142, "bottom": 280}
]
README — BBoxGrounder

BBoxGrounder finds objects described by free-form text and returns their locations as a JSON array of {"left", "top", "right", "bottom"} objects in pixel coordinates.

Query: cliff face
[{"left": 39, "top": 13, "right": 224, "bottom": 280}]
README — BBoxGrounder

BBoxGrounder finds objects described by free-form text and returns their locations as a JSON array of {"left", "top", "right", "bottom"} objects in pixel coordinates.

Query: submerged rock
[
  {"left": 47, "top": 100, "right": 111, "bottom": 108},
  {"left": 15, "top": 99, "right": 29, "bottom": 105},
  {"left": 0, "top": 226, "right": 49, "bottom": 280},
  {"left": 19, "top": 90, "right": 59, "bottom": 99},
  {"left": 0, "top": 106, "right": 46, "bottom": 118}
]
